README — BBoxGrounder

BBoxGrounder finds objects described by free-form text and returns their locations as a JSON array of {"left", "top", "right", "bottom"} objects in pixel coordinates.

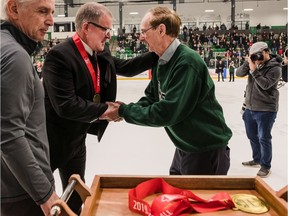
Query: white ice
[{"left": 54, "top": 77, "right": 288, "bottom": 194}]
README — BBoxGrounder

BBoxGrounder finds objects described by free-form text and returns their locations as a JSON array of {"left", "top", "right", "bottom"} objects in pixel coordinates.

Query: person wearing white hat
[{"left": 236, "top": 41, "right": 282, "bottom": 178}]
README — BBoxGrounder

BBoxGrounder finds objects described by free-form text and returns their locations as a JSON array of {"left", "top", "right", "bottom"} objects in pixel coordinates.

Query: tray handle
[
  {"left": 51, "top": 174, "right": 91, "bottom": 216},
  {"left": 276, "top": 185, "right": 288, "bottom": 202}
]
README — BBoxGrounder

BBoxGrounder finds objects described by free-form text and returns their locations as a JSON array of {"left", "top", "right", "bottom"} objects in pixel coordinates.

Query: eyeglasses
[
  {"left": 140, "top": 25, "right": 157, "bottom": 35},
  {"left": 88, "top": 22, "right": 112, "bottom": 36}
]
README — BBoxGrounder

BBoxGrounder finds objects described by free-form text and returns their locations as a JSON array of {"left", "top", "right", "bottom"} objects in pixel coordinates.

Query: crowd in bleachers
[
  {"left": 114, "top": 24, "right": 287, "bottom": 69},
  {"left": 32, "top": 38, "right": 62, "bottom": 79},
  {"left": 33, "top": 24, "right": 287, "bottom": 76}
]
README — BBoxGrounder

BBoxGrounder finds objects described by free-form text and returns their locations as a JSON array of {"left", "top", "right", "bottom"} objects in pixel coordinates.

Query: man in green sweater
[{"left": 101, "top": 6, "right": 232, "bottom": 175}]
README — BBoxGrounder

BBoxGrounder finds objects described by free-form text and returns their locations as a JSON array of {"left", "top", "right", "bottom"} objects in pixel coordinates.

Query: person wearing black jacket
[
  {"left": 216, "top": 59, "right": 225, "bottom": 82},
  {"left": 43, "top": 2, "right": 157, "bottom": 213}
]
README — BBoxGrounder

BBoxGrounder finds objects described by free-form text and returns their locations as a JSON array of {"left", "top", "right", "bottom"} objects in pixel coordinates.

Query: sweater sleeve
[
  {"left": 251, "top": 62, "right": 282, "bottom": 90},
  {"left": 236, "top": 61, "right": 250, "bottom": 77},
  {"left": 119, "top": 58, "right": 204, "bottom": 127}
]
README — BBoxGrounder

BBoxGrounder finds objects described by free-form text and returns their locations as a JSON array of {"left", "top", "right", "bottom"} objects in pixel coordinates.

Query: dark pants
[
  {"left": 169, "top": 146, "right": 230, "bottom": 175},
  {"left": 229, "top": 72, "right": 235, "bottom": 81},
  {"left": 1, "top": 197, "right": 44, "bottom": 216},
  {"left": 218, "top": 72, "right": 224, "bottom": 81},
  {"left": 51, "top": 144, "right": 86, "bottom": 214},
  {"left": 243, "top": 109, "right": 276, "bottom": 169}
]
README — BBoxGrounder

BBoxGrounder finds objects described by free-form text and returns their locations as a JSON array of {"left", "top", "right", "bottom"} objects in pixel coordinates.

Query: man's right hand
[
  {"left": 100, "top": 101, "right": 124, "bottom": 122},
  {"left": 40, "top": 192, "right": 59, "bottom": 216}
]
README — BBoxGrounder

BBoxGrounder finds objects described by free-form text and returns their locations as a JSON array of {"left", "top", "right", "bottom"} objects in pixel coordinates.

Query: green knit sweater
[{"left": 119, "top": 44, "right": 232, "bottom": 152}]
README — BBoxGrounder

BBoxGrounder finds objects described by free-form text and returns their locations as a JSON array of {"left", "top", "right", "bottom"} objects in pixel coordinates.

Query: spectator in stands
[
  {"left": 245, "top": 21, "right": 249, "bottom": 30},
  {"left": 1, "top": 0, "right": 59, "bottom": 215},
  {"left": 220, "top": 23, "right": 226, "bottom": 30},
  {"left": 203, "top": 24, "right": 207, "bottom": 31},
  {"left": 101, "top": 6, "right": 232, "bottom": 176},
  {"left": 278, "top": 45, "right": 283, "bottom": 56},
  {"left": 133, "top": 25, "right": 137, "bottom": 34},
  {"left": 269, "top": 31, "right": 274, "bottom": 40},
  {"left": 182, "top": 25, "right": 188, "bottom": 43},
  {"left": 117, "top": 33, "right": 125, "bottom": 48},
  {"left": 230, "top": 24, "right": 238, "bottom": 30},
  {"left": 271, "top": 39, "right": 278, "bottom": 54},
  {"left": 182, "top": 25, "right": 188, "bottom": 32},
  {"left": 212, "top": 33, "right": 218, "bottom": 45},
  {"left": 42, "top": 2, "right": 158, "bottom": 213},
  {"left": 34, "top": 60, "right": 44, "bottom": 79},
  {"left": 252, "top": 34, "right": 258, "bottom": 43},
  {"left": 200, "top": 32, "right": 206, "bottom": 44},
  {"left": 279, "top": 32, "right": 286, "bottom": 51},
  {"left": 188, "top": 26, "right": 193, "bottom": 35},
  {"left": 262, "top": 31, "right": 267, "bottom": 41}
]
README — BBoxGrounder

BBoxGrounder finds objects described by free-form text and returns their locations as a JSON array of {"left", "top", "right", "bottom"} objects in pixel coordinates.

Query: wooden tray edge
[
  {"left": 98, "top": 175, "right": 256, "bottom": 189},
  {"left": 254, "top": 176, "right": 288, "bottom": 216},
  {"left": 81, "top": 175, "right": 288, "bottom": 216}
]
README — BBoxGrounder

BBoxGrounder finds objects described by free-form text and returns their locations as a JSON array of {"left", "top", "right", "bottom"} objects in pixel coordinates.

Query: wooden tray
[{"left": 80, "top": 175, "right": 288, "bottom": 216}]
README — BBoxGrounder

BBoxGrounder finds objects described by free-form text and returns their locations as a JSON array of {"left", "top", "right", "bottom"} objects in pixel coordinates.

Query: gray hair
[
  {"left": 75, "top": 2, "right": 112, "bottom": 32},
  {"left": 1, "top": 0, "right": 34, "bottom": 20}
]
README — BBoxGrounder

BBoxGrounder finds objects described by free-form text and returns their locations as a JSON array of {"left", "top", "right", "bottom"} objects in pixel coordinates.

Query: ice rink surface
[{"left": 54, "top": 77, "right": 287, "bottom": 195}]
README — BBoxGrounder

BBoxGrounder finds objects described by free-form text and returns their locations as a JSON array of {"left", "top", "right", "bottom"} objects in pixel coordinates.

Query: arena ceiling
[{"left": 56, "top": 0, "right": 283, "bottom": 6}]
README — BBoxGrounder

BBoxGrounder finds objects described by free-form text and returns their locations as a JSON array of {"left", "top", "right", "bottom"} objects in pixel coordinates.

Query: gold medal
[
  {"left": 93, "top": 94, "right": 101, "bottom": 104},
  {"left": 232, "top": 194, "right": 269, "bottom": 214}
]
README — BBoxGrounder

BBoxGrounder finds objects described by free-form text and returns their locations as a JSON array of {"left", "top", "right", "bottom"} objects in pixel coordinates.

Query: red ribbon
[
  {"left": 72, "top": 33, "right": 100, "bottom": 94},
  {"left": 128, "top": 178, "right": 235, "bottom": 216}
]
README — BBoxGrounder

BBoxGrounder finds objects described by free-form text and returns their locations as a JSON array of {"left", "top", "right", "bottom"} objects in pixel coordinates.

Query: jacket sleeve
[
  {"left": 1, "top": 54, "right": 53, "bottom": 204},
  {"left": 1, "top": 138, "right": 54, "bottom": 204},
  {"left": 236, "top": 61, "right": 250, "bottom": 77},
  {"left": 251, "top": 64, "right": 282, "bottom": 90},
  {"left": 113, "top": 52, "right": 159, "bottom": 77},
  {"left": 118, "top": 59, "right": 204, "bottom": 127},
  {"left": 43, "top": 47, "right": 108, "bottom": 123}
]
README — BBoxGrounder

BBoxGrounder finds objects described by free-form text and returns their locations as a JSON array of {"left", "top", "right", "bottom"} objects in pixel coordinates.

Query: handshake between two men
[{"left": 100, "top": 101, "right": 124, "bottom": 122}]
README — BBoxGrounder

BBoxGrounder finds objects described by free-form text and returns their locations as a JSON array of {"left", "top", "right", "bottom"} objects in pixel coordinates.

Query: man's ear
[
  {"left": 158, "top": 24, "right": 166, "bottom": 35},
  {"left": 6, "top": 0, "right": 19, "bottom": 20},
  {"left": 82, "top": 22, "right": 90, "bottom": 34}
]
